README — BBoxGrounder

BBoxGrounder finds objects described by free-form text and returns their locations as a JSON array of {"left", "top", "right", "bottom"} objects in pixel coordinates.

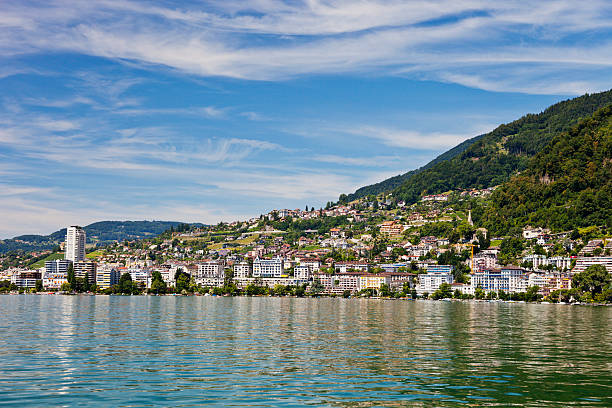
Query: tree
[
  {"left": 499, "top": 237, "right": 524, "bottom": 265},
  {"left": 35, "top": 279, "right": 43, "bottom": 292},
  {"left": 309, "top": 278, "right": 324, "bottom": 296},
  {"left": 174, "top": 268, "right": 190, "bottom": 293},
  {"left": 118, "top": 272, "right": 136, "bottom": 295},
  {"left": 525, "top": 286, "right": 542, "bottom": 302},
  {"left": 379, "top": 283, "right": 393, "bottom": 297},
  {"left": 432, "top": 282, "right": 453, "bottom": 300},
  {"left": 67, "top": 263, "right": 75, "bottom": 291},
  {"left": 477, "top": 232, "right": 490, "bottom": 250},
  {"left": 474, "top": 287, "right": 485, "bottom": 300},
  {"left": 572, "top": 264, "right": 611, "bottom": 300},
  {"left": 150, "top": 270, "right": 167, "bottom": 294},
  {"left": 83, "top": 272, "right": 91, "bottom": 292}
]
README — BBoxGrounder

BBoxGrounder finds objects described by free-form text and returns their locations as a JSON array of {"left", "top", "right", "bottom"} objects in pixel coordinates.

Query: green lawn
[
  {"left": 86, "top": 250, "right": 105, "bottom": 259},
  {"left": 490, "top": 239, "right": 502, "bottom": 247},
  {"left": 28, "top": 252, "right": 64, "bottom": 269}
]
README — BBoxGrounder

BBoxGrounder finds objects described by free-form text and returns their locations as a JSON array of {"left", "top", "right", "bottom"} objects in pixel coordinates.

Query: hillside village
[{"left": 2, "top": 189, "right": 611, "bottom": 303}]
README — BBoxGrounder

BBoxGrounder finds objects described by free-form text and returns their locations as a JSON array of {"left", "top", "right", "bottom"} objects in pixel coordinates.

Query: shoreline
[{"left": 2, "top": 292, "right": 610, "bottom": 306}]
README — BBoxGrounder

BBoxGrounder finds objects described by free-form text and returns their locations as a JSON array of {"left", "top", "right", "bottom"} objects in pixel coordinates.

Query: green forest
[{"left": 482, "top": 105, "right": 612, "bottom": 234}]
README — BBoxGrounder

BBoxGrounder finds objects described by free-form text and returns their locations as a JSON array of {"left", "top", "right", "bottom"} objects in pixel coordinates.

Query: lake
[{"left": 0, "top": 295, "right": 610, "bottom": 407}]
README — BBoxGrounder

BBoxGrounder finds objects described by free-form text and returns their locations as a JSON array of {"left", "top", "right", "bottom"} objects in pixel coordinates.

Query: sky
[{"left": 1, "top": 1, "right": 612, "bottom": 238}]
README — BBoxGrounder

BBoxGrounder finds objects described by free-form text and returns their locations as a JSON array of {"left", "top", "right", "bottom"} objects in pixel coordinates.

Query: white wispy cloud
[
  {"left": 313, "top": 154, "right": 403, "bottom": 167},
  {"left": 339, "top": 125, "right": 493, "bottom": 149},
  {"left": 0, "top": 1, "right": 610, "bottom": 94},
  {"left": 116, "top": 105, "right": 228, "bottom": 118}
]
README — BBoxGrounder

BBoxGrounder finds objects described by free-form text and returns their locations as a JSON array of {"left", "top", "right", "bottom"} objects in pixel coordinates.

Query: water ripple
[{"left": 0, "top": 296, "right": 610, "bottom": 407}]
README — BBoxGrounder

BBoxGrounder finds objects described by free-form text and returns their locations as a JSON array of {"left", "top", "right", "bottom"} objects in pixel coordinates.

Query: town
[{"left": 1, "top": 191, "right": 611, "bottom": 303}]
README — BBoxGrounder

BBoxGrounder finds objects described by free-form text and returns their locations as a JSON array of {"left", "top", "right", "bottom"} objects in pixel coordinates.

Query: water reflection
[{"left": 0, "top": 296, "right": 610, "bottom": 406}]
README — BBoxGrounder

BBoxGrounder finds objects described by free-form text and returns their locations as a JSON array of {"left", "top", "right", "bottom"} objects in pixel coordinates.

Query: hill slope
[
  {"left": 345, "top": 134, "right": 484, "bottom": 201},
  {"left": 392, "top": 90, "right": 612, "bottom": 203},
  {"left": 345, "top": 89, "right": 612, "bottom": 203},
  {"left": 482, "top": 105, "right": 612, "bottom": 235},
  {"left": 0, "top": 221, "right": 198, "bottom": 254}
]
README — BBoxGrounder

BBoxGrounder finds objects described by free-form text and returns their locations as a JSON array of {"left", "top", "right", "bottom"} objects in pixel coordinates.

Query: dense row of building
[{"left": 2, "top": 223, "right": 612, "bottom": 298}]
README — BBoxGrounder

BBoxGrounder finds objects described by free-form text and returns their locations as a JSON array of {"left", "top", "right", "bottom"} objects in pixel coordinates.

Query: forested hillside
[
  {"left": 392, "top": 90, "right": 612, "bottom": 203},
  {"left": 482, "top": 105, "right": 612, "bottom": 235},
  {"left": 344, "top": 89, "right": 612, "bottom": 204},
  {"left": 345, "top": 134, "right": 484, "bottom": 201}
]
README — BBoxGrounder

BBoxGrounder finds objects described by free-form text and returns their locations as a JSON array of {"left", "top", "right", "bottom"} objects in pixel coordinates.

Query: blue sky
[{"left": 1, "top": 1, "right": 611, "bottom": 238}]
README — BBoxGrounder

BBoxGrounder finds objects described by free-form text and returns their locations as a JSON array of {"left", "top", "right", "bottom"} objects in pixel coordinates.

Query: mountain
[
  {"left": 482, "top": 105, "right": 612, "bottom": 235},
  {"left": 344, "top": 89, "right": 612, "bottom": 203},
  {"left": 345, "top": 135, "right": 484, "bottom": 201},
  {"left": 0, "top": 221, "right": 201, "bottom": 254}
]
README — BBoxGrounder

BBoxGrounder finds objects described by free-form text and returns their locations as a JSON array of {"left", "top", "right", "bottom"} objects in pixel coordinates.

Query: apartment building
[
  {"left": 233, "top": 261, "right": 252, "bottom": 278},
  {"left": 253, "top": 257, "right": 284, "bottom": 278},
  {"left": 65, "top": 226, "right": 86, "bottom": 262}
]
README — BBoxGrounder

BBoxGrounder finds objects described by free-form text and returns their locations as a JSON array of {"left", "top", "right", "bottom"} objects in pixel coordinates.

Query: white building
[
  {"left": 522, "top": 227, "right": 550, "bottom": 239},
  {"left": 129, "top": 268, "right": 151, "bottom": 288},
  {"left": 96, "top": 265, "right": 121, "bottom": 289},
  {"left": 65, "top": 226, "right": 86, "bottom": 262},
  {"left": 416, "top": 269, "right": 454, "bottom": 295},
  {"left": 11, "top": 270, "right": 41, "bottom": 288},
  {"left": 548, "top": 256, "right": 572, "bottom": 271},
  {"left": 301, "top": 259, "right": 321, "bottom": 272},
  {"left": 44, "top": 259, "right": 72, "bottom": 289},
  {"left": 294, "top": 265, "right": 311, "bottom": 280},
  {"left": 197, "top": 261, "right": 225, "bottom": 279},
  {"left": 572, "top": 257, "right": 612, "bottom": 274},
  {"left": 334, "top": 261, "right": 370, "bottom": 274},
  {"left": 523, "top": 254, "right": 548, "bottom": 269},
  {"left": 473, "top": 253, "right": 499, "bottom": 272},
  {"left": 471, "top": 267, "right": 526, "bottom": 293},
  {"left": 233, "top": 262, "right": 252, "bottom": 278},
  {"left": 253, "top": 257, "right": 284, "bottom": 278},
  {"left": 451, "top": 282, "right": 474, "bottom": 295},
  {"left": 157, "top": 268, "right": 175, "bottom": 286}
]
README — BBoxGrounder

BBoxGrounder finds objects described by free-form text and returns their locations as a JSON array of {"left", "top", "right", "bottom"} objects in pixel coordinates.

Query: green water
[{"left": 0, "top": 295, "right": 610, "bottom": 406}]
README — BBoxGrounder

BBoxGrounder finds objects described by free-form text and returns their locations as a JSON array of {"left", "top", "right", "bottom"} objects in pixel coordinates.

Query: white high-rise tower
[{"left": 65, "top": 226, "right": 86, "bottom": 262}]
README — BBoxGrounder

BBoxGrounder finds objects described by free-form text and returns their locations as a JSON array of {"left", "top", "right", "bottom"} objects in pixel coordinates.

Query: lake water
[{"left": 0, "top": 295, "right": 610, "bottom": 407}]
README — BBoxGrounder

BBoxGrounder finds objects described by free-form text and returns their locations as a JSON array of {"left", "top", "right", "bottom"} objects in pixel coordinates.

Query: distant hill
[
  {"left": 0, "top": 221, "right": 202, "bottom": 254},
  {"left": 344, "top": 89, "right": 612, "bottom": 203},
  {"left": 482, "top": 105, "right": 612, "bottom": 235}
]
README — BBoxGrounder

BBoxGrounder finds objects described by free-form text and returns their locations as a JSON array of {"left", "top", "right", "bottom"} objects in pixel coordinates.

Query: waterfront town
[{"left": 1, "top": 191, "right": 611, "bottom": 302}]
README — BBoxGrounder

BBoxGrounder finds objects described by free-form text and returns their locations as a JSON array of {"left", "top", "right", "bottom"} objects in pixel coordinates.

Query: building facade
[
  {"left": 96, "top": 265, "right": 121, "bottom": 289},
  {"left": 44, "top": 259, "right": 73, "bottom": 289},
  {"left": 73, "top": 261, "right": 96, "bottom": 284},
  {"left": 253, "top": 257, "right": 284, "bottom": 278},
  {"left": 65, "top": 225, "right": 86, "bottom": 262},
  {"left": 417, "top": 267, "right": 454, "bottom": 295},
  {"left": 233, "top": 262, "right": 252, "bottom": 278},
  {"left": 572, "top": 257, "right": 612, "bottom": 274},
  {"left": 11, "top": 270, "right": 42, "bottom": 288},
  {"left": 471, "top": 267, "right": 525, "bottom": 293},
  {"left": 198, "top": 261, "right": 225, "bottom": 279}
]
